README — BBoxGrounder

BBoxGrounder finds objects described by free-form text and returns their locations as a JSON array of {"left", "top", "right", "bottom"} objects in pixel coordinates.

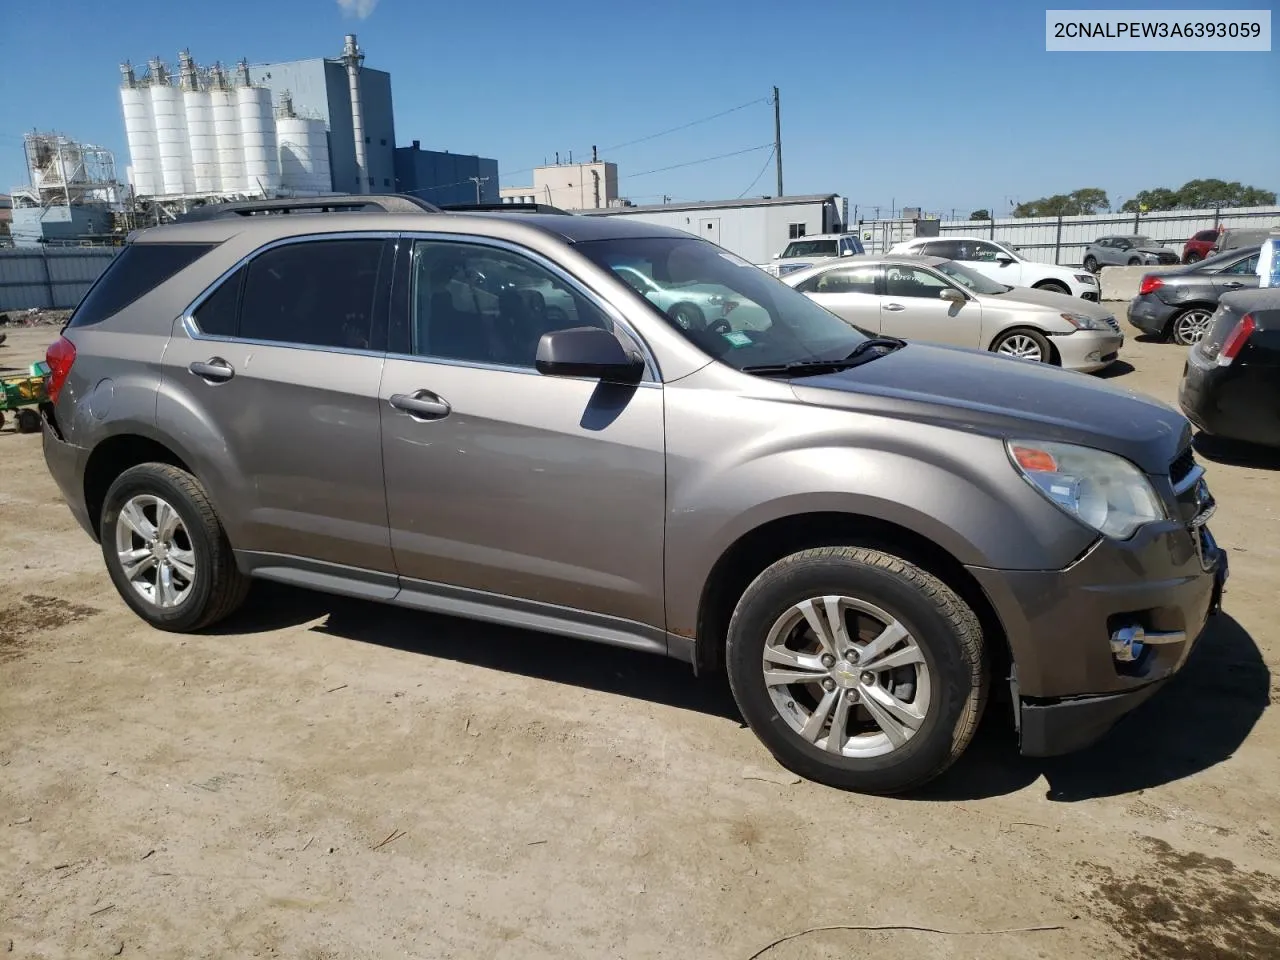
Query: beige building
[{"left": 501, "top": 161, "right": 618, "bottom": 210}]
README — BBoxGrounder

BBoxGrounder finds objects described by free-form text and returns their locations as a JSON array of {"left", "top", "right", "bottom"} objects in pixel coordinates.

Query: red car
[{"left": 1183, "top": 228, "right": 1221, "bottom": 264}]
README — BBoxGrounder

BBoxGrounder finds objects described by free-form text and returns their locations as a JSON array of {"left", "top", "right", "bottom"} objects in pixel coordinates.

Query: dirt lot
[{"left": 2, "top": 320, "right": 1277, "bottom": 959}]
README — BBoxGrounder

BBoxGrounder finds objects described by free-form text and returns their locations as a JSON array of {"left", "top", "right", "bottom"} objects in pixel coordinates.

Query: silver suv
[{"left": 40, "top": 199, "right": 1228, "bottom": 794}]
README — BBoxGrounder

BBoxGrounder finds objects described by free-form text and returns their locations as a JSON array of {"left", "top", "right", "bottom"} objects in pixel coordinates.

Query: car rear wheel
[
  {"left": 991, "top": 328, "right": 1053, "bottom": 364},
  {"left": 725, "top": 547, "right": 987, "bottom": 794},
  {"left": 1171, "top": 307, "right": 1215, "bottom": 346},
  {"left": 1083, "top": 256, "right": 1099, "bottom": 273},
  {"left": 1185, "top": 253, "right": 1202, "bottom": 264},
  {"left": 100, "top": 463, "right": 248, "bottom": 632}
]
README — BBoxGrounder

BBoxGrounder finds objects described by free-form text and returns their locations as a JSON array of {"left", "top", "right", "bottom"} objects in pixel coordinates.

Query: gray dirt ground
[{"left": 1, "top": 319, "right": 1277, "bottom": 959}]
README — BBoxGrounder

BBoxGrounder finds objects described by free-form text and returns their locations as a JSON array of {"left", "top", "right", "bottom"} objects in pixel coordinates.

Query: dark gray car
[
  {"left": 1127, "top": 246, "right": 1261, "bottom": 345},
  {"left": 39, "top": 204, "right": 1227, "bottom": 795},
  {"left": 1083, "top": 235, "right": 1180, "bottom": 272}
]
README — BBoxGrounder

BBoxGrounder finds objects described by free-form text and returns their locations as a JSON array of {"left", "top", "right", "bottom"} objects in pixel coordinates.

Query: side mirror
[
  {"left": 939, "top": 287, "right": 966, "bottom": 303},
  {"left": 536, "top": 326, "right": 643, "bottom": 383},
  {"left": 996, "top": 256, "right": 1016, "bottom": 266}
]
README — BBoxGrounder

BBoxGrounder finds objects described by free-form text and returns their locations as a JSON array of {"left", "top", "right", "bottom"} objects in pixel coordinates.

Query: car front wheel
[
  {"left": 1083, "top": 255, "right": 1099, "bottom": 273},
  {"left": 725, "top": 547, "right": 987, "bottom": 794},
  {"left": 100, "top": 463, "right": 248, "bottom": 632},
  {"left": 991, "top": 328, "right": 1053, "bottom": 364}
]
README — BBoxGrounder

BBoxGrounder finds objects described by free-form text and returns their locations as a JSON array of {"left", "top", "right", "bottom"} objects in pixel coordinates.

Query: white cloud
[{"left": 337, "top": 0, "right": 378, "bottom": 19}]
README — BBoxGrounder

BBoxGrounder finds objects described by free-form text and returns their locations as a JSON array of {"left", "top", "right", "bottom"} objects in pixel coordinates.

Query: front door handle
[
  {"left": 188, "top": 358, "right": 234, "bottom": 382},
  {"left": 884, "top": 303, "right": 906, "bottom": 312},
  {"left": 390, "top": 391, "right": 452, "bottom": 420},
  {"left": 1223, "top": 281, "right": 1244, "bottom": 289}
]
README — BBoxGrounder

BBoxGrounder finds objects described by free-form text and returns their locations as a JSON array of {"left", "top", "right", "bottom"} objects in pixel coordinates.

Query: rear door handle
[
  {"left": 188, "top": 358, "right": 234, "bottom": 382},
  {"left": 390, "top": 391, "right": 452, "bottom": 420},
  {"left": 884, "top": 303, "right": 906, "bottom": 312}
]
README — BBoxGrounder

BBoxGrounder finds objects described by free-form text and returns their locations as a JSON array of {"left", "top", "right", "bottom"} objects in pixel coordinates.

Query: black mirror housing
[{"left": 536, "top": 327, "right": 644, "bottom": 383}]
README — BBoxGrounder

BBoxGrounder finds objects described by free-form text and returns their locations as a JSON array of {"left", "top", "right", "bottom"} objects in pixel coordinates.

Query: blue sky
[{"left": 2, "top": 0, "right": 1276, "bottom": 215}]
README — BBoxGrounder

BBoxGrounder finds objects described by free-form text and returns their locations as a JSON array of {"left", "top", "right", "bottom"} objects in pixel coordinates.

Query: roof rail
[
  {"left": 439, "top": 202, "right": 575, "bottom": 216},
  {"left": 172, "top": 194, "right": 442, "bottom": 223}
]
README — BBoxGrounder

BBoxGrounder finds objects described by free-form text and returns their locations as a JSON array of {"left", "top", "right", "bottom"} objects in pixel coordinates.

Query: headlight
[
  {"left": 1061, "top": 312, "right": 1106, "bottom": 331},
  {"left": 1007, "top": 440, "right": 1165, "bottom": 539},
  {"left": 1075, "top": 273, "right": 1098, "bottom": 285}
]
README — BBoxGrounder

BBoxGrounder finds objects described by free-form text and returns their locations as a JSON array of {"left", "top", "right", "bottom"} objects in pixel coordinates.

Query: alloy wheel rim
[
  {"left": 113, "top": 494, "right": 196, "bottom": 608},
  {"left": 1176, "top": 310, "right": 1213, "bottom": 344},
  {"left": 996, "top": 334, "right": 1043, "bottom": 362},
  {"left": 761, "top": 596, "right": 932, "bottom": 759}
]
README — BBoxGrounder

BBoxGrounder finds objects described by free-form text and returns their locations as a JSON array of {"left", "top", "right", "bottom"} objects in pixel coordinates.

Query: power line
[
  {"left": 737, "top": 146, "right": 776, "bottom": 199},
  {"left": 623, "top": 143, "right": 774, "bottom": 180},
  {"left": 598, "top": 96, "right": 772, "bottom": 155}
]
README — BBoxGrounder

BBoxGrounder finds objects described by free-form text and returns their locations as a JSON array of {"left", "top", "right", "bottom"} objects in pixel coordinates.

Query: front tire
[
  {"left": 100, "top": 463, "right": 248, "bottom": 632},
  {"left": 1035, "top": 280, "right": 1070, "bottom": 295},
  {"left": 1127, "top": 257, "right": 1142, "bottom": 266},
  {"left": 991, "top": 327, "right": 1053, "bottom": 364},
  {"left": 1185, "top": 253, "right": 1202, "bottom": 264},
  {"left": 725, "top": 547, "right": 987, "bottom": 794},
  {"left": 1083, "top": 255, "right": 1099, "bottom": 273}
]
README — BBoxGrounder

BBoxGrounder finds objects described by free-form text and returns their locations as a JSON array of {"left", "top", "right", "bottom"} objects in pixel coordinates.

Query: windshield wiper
[{"left": 742, "top": 337, "right": 906, "bottom": 378}]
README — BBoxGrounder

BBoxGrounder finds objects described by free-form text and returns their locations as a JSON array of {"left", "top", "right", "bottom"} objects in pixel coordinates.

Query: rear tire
[
  {"left": 1082, "top": 256, "right": 1099, "bottom": 273},
  {"left": 1170, "top": 307, "right": 1215, "bottom": 346},
  {"left": 15, "top": 408, "right": 40, "bottom": 433},
  {"left": 100, "top": 463, "right": 248, "bottom": 632},
  {"left": 725, "top": 547, "right": 987, "bottom": 795},
  {"left": 1185, "top": 253, "right": 1202, "bottom": 264}
]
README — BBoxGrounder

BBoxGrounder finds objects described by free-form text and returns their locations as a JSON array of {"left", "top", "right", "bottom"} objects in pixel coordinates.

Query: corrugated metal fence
[
  {"left": 858, "top": 205, "right": 1280, "bottom": 265},
  {"left": 0, "top": 247, "right": 119, "bottom": 312}
]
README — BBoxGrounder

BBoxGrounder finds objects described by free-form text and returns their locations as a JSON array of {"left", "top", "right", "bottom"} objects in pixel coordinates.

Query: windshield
[
  {"left": 782, "top": 239, "right": 838, "bottom": 258},
  {"left": 576, "top": 237, "right": 868, "bottom": 371},
  {"left": 931, "top": 259, "right": 1010, "bottom": 295},
  {"left": 1132, "top": 236, "right": 1160, "bottom": 247}
]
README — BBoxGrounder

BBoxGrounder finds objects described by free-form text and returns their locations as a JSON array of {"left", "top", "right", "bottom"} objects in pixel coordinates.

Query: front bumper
[
  {"left": 41, "top": 408, "right": 94, "bottom": 540},
  {"left": 968, "top": 516, "right": 1227, "bottom": 757},
  {"left": 1127, "top": 294, "right": 1177, "bottom": 337},
  {"left": 1054, "top": 330, "right": 1124, "bottom": 372}
]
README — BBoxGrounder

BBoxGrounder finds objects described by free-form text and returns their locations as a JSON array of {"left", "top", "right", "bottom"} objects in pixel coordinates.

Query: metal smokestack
[{"left": 341, "top": 33, "right": 367, "bottom": 194}]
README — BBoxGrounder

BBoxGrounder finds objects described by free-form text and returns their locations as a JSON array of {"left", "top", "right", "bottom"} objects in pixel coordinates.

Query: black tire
[
  {"left": 1127, "top": 257, "right": 1142, "bottom": 266},
  {"left": 1185, "top": 253, "right": 1202, "bottom": 264},
  {"left": 725, "top": 547, "right": 987, "bottom": 795},
  {"left": 668, "top": 302, "right": 704, "bottom": 331},
  {"left": 100, "top": 463, "right": 248, "bottom": 632},
  {"left": 1083, "top": 256, "right": 1099, "bottom": 274},
  {"left": 990, "top": 327, "right": 1054, "bottom": 364},
  {"left": 1034, "top": 280, "right": 1070, "bottom": 295},
  {"left": 1169, "top": 306, "right": 1216, "bottom": 347},
  {"left": 0, "top": 411, "right": 5, "bottom": 430},
  {"left": 14, "top": 408, "right": 40, "bottom": 434}
]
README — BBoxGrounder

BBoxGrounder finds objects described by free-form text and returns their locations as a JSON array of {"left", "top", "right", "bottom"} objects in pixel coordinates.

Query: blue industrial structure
[{"left": 394, "top": 142, "right": 499, "bottom": 206}]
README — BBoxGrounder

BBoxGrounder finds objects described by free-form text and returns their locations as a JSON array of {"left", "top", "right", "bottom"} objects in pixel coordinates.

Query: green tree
[
  {"left": 1012, "top": 188, "right": 1110, "bottom": 217},
  {"left": 969, "top": 209, "right": 990, "bottom": 220},
  {"left": 1121, "top": 179, "right": 1276, "bottom": 212}
]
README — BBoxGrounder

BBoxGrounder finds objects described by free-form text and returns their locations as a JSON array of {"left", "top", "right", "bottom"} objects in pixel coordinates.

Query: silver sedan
[{"left": 783, "top": 254, "right": 1124, "bottom": 373}]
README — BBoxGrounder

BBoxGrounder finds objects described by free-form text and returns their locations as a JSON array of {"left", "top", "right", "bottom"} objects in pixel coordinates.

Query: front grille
[{"left": 1170, "top": 446, "right": 1196, "bottom": 488}]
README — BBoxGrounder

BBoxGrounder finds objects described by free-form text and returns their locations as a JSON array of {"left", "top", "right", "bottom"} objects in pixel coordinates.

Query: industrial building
[
  {"left": 579, "top": 194, "right": 849, "bottom": 264},
  {"left": 500, "top": 155, "right": 619, "bottom": 210},
  {"left": 115, "top": 34, "right": 499, "bottom": 218},
  {"left": 8, "top": 133, "right": 123, "bottom": 247}
]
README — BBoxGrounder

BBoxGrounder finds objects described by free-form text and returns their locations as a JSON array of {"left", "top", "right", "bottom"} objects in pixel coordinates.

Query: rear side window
[
  {"left": 238, "top": 239, "right": 388, "bottom": 350},
  {"left": 68, "top": 243, "right": 214, "bottom": 328}
]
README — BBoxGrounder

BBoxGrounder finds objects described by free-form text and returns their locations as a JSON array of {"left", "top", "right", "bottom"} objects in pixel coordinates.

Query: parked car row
[
  {"left": 1083, "top": 235, "right": 1180, "bottom": 272},
  {"left": 1127, "top": 246, "right": 1261, "bottom": 345},
  {"left": 888, "top": 236, "right": 1101, "bottom": 300},
  {"left": 760, "top": 232, "right": 866, "bottom": 278}
]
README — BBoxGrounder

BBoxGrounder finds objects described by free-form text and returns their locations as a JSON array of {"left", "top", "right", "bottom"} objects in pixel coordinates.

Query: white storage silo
[
  {"left": 278, "top": 116, "right": 332, "bottom": 193},
  {"left": 236, "top": 85, "right": 280, "bottom": 196},
  {"left": 210, "top": 89, "right": 244, "bottom": 194},
  {"left": 120, "top": 85, "right": 159, "bottom": 197},
  {"left": 151, "top": 82, "right": 191, "bottom": 196},
  {"left": 184, "top": 89, "right": 219, "bottom": 194}
]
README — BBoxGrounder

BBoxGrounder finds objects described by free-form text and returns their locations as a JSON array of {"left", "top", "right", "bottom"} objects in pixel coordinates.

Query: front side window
[
  {"left": 1195, "top": 230, "right": 1219, "bottom": 242},
  {"left": 932, "top": 260, "right": 1010, "bottom": 295},
  {"left": 409, "top": 240, "right": 608, "bottom": 367},
  {"left": 239, "top": 239, "right": 386, "bottom": 349},
  {"left": 578, "top": 236, "right": 868, "bottom": 371},
  {"left": 797, "top": 265, "right": 879, "bottom": 295},
  {"left": 884, "top": 265, "right": 953, "bottom": 299},
  {"left": 968, "top": 241, "right": 1009, "bottom": 262}
]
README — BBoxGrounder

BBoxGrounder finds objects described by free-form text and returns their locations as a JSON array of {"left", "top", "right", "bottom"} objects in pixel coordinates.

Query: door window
[
  {"left": 968, "top": 241, "right": 1007, "bottom": 262},
  {"left": 920, "top": 240, "right": 961, "bottom": 259},
  {"left": 1223, "top": 254, "right": 1260, "bottom": 275},
  {"left": 884, "top": 266, "right": 953, "bottom": 299},
  {"left": 796, "top": 265, "right": 879, "bottom": 295},
  {"left": 409, "top": 240, "right": 609, "bottom": 367},
  {"left": 238, "top": 239, "right": 388, "bottom": 349},
  {"left": 192, "top": 267, "right": 243, "bottom": 337}
]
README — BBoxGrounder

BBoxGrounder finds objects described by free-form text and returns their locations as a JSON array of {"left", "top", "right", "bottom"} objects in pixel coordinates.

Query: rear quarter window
[{"left": 68, "top": 242, "right": 215, "bottom": 328}]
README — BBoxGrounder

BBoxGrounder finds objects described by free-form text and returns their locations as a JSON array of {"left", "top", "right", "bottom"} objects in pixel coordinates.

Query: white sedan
[
  {"left": 783, "top": 254, "right": 1124, "bottom": 373},
  {"left": 889, "top": 236, "right": 1100, "bottom": 301}
]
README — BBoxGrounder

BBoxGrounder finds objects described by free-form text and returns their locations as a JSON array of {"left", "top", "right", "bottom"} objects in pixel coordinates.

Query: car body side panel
[
  {"left": 52, "top": 325, "right": 171, "bottom": 451},
  {"left": 659, "top": 363, "right": 1098, "bottom": 637}
]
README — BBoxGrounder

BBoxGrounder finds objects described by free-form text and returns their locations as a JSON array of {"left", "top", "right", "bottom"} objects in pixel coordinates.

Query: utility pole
[
  {"left": 773, "top": 86, "right": 783, "bottom": 197},
  {"left": 592, "top": 169, "right": 601, "bottom": 209},
  {"left": 468, "top": 176, "right": 489, "bottom": 203},
  {"left": 663, "top": 194, "right": 671, "bottom": 204}
]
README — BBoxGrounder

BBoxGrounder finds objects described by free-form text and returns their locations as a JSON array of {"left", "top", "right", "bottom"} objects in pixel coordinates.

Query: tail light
[
  {"left": 1217, "top": 313, "right": 1256, "bottom": 367},
  {"left": 1138, "top": 276, "right": 1164, "bottom": 296},
  {"left": 45, "top": 336, "right": 76, "bottom": 403}
]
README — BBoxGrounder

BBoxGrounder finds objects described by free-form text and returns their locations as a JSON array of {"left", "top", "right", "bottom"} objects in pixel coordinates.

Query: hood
[
  {"left": 990, "top": 285, "right": 1114, "bottom": 318},
  {"left": 790, "top": 342, "right": 1189, "bottom": 474},
  {"left": 1134, "top": 245, "right": 1170, "bottom": 255}
]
